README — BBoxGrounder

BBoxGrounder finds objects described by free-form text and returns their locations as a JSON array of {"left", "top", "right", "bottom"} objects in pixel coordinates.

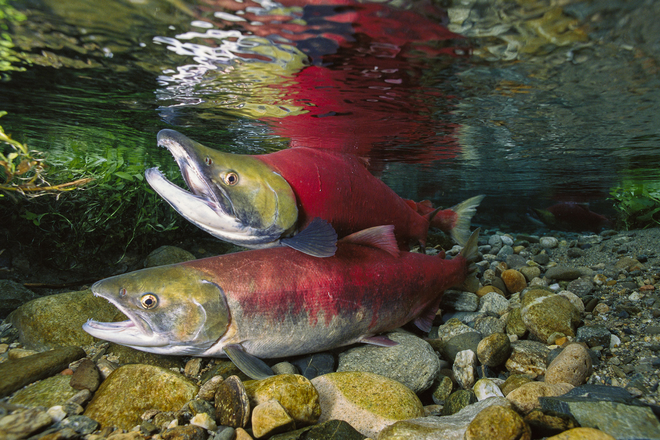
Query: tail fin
[
  {"left": 460, "top": 228, "right": 480, "bottom": 275},
  {"left": 447, "top": 195, "right": 485, "bottom": 245}
]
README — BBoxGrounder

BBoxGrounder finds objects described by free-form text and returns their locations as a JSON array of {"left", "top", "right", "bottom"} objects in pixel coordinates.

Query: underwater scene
[{"left": 1, "top": 0, "right": 660, "bottom": 439}]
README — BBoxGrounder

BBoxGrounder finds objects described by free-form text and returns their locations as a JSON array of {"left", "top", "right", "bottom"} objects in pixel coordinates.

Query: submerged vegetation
[
  {"left": 0, "top": 114, "right": 187, "bottom": 269},
  {"left": 610, "top": 179, "right": 660, "bottom": 230}
]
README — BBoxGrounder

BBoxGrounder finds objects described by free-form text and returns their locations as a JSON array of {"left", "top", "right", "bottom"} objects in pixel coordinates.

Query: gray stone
[
  {"left": 441, "top": 290, "right": 479, "bottom": 312},
  {"left": 0, "top": 280, "right": 39, "bottom": 319},
  {"left": 566, "top": 277, "right": 594, "bottom": 297},
  {"left": 473, "top": 314, "right": 506, "bottom": 337},
  {"left": 505, "top": 254, "right": 527, "bottom": 270},
  {"left": 544, "top": 267, "right": 583, "bottom": 281},
  {"left": 70, "top": 359, "right": 100, "bottom": 392},
  {"left": 478, "top": 292, "right": 509, "bottom": 315},
  {"left": 539, "top": 396, "right": 660, "bottom": 440},
  {"left": 291, "top": 353, "right": 334, "bottom": 380},
  {"left": 53, "top": 415, "right": 99, "bottom": 435},
  {"left": 576, "top": 325, "right": 612, "bottom": 348},
  {"left": 0, "top": 346, "right": 85, "bottom": 398},
  {"left": 143, "top": 245, "right": 196, "bottom": 268},
  {"left": 338, "top": 332, "right": 440, "bottom": 393},
  {"left": 380, "top": 397, "right": 513, "bottom": 440},
  {"left": 270, "top": 419, "right": 366, "bottom": 440},
  {"left": 436, "top": 331, "right": 482, "bottom": 363},
  {"left": 540, "top": 237, "right": 558, "bottom": 249}
]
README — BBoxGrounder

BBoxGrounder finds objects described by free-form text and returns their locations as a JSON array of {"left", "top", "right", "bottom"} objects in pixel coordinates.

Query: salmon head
[
  {"left": 83, "top": 264, "right": 231, "bottom": 355},
  {"left": 146, "top": 129, "right": 298, "bottom": 248}
]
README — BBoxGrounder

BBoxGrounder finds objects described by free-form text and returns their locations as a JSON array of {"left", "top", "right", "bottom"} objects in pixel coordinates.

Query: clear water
[{"left": 2, "top": 0, "right": 660, "bottom": 236}]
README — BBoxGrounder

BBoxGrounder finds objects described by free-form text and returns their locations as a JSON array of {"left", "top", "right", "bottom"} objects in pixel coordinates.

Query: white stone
[
  {"left": 191, "top": 413, "right": 217, "bottom": 431},
  {"left": 558, "top": 290, "right": 585, "bottom": 313},
  {"left": 540, "top": 237, "right": 558, "bottom": 249},
  {"left": 47, "top": 406, "right": 66, "bottom": 423},
  {"left": 473, "top": 378, "right": 504, "bottom": 401},
  {"left": 453, "top": 350, "right": 477, "bottom": 389},
  {"left": 610, "top": 334, "right": 621, "bottom": 349}
]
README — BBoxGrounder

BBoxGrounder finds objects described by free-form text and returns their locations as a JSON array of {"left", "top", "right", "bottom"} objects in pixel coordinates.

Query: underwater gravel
[{"left": 1, "top": 227, "right": 660, "bottom": 438}]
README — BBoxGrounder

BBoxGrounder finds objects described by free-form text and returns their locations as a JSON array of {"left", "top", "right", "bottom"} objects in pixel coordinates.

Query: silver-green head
[
  {"left": 145, "top": 129, "right": 298, "bottom": 247},
  {"left": 83, "top": 265, "right": 230, "bottom": 356}
]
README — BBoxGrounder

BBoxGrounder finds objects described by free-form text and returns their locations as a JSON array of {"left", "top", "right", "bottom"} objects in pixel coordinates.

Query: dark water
[{"left": 2, "top": 0, "right": 660, "bottom": 244}]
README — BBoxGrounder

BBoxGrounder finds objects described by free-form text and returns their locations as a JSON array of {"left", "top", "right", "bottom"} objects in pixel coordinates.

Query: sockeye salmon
[
  {"left": 83, "top": 226, "right": 479, "bottom": 379},
  {"left": 146, "top": 129, "right": 483, "bottom": 257}
]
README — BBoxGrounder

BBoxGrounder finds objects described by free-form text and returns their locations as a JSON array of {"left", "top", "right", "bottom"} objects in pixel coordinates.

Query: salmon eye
[
  {"left": 205, "top": 157, "right": 213, "bottom": 166},
  {"left": 224, "top": 172, "right": 239, "bottom": 186},
  {"left": 140, "top": 294, "right": 158, "bottom": 310}
]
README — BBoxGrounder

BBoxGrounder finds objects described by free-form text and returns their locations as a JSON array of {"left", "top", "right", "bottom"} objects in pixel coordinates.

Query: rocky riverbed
[{"left": 1, "top": 227, "right": 660, "bottom": 439}]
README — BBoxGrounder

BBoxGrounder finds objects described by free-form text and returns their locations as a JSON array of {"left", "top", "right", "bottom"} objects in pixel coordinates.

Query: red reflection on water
[{"left": 200, "top": 0, "right": 469, "bottom": 165}]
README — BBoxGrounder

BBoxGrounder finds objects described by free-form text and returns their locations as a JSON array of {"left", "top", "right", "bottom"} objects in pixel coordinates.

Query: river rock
[
  {"left": 269, "top": 419, "right": 366, "bottom": 440},
  {"left": 546, "top": 427, "right": 616, "bottom": 440},
  {"left": 441, "top": 290, "right": 479, "bottom": 311},
  {"left": 0, "top": 280, "right": 39, "bottom": 319},
  {"left": 290, "top": 353, "right": 334, "bottom": 380},
  {"left": 8, "top": 290, "right": 120, "bottom": 350},
  {"left": 524, "top": 409, "right": 579, "bottom": 438},
  {"left": 244, "top": 374, "right": 320, "bottom": 427},
  {"left": 430, "top": 374, "right": 454, "bottom": 405},
  {"left": 557, "top": 290, "right": 585, "bottom": 313},
  {"left": 520, "top": 266, "right": 541, "bottom": 282},
  {"left": 0, "top": 345, "right": 85, "bottom": 398},
  {"left": 464, "top": 405, "right": 531, "bottom": 440},
  {"left": 507, "top": 382, "right": 574, "bottom": 414},
  {"left": 575, "top": 325, "right": 611, "bottom": 348},
  {"left": 430, "top": 318, "right": 475, "bottom": 342},
  {"left": 539, "top": 385, "right": 660, "bottom": 440},
  {"left": 83, "top": 364, "right": 198, "bottom": 430},
  {"left": 506, "top": 308, "right": 527, "bottom": 338},
  {"left": 433, "top": 331, "right": 482, "bottom": 363},
  {"left": 565, "top": 277, "right": 594, "bottom": 297},
  {"left": 545, "top": 343, "right": 592, "bottom": 386},
  {"left": 501, "top": 374, "right": 534, "bottom": 397},
  {"left": 162, "top": 425, "right": 207, "bottom": 440},
  {"left": 379, "top": 396, "right": 513, "bottom": 440},
  {"left": 143, "top": 245, "right": 196, "bottom": 268},
  {"left": 501, "top": 269, "right": 527, "bottom": 294},
  {"left": 0, "top": 407, "right": 54, "bottom": 440},
  {"left": 453, "top": 349, "right": 477, "bottom": 389},
  {"left": 474, "top": 314, "right": 506, "bottom": 336},
  {"left": 540, "top": 237, "right": 558, "bottom": 249},
  {"left": 70, "top": 359, "right": 100, "bottom": 392},
  {"left": 251, "top": 399, "right": 296, "bottom": 438},
  {"left": 544, "top": 267, "right": 582, "bottom": 281},
  {"left": 215, "top": 375, "right": 250, "bottom": 428},
  {"left": 505, "top": 340, "right": 550, "bottom": 379},
  {"left": 9, "top": 374, "right": 79, "bottom": 408},
  {"left": 520, "top": 288, "right": 581, "bottom": 342},
  {"left": 337, "top": 331, "right": 440, "bottom": 393},
  {"left": 311, "top": 372, "right": 424, "bottom": 438},
  {"left": 478, "top": 291, "right": 510, "bottom": 315},
  {"left": 477, "top": 332, "right": 511, "bottom": 367},
  {"left": 443, "top": 390, "right": 476, "bottom": 415},
  {"left": 473, "top": 378, "right": 504, "bottom": 401},
  {"left": 476, "top": 285, "right": 505, "bottom": 298}
]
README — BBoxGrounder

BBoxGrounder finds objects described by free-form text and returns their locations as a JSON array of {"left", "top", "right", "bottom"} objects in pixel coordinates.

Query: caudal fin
[
  {"left": 446, "top": 195, "right": 485, "bottom": 245},
  {"left": 460, "top": 228, "right": 481, "bottom": 275}
]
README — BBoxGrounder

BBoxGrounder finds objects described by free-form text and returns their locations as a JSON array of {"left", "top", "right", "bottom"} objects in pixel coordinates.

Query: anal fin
[
  {"left": 414, "top": 304, "right": 439, "bottom": 333},
  {"left": 281, "top": 217, "right": 337, "bottom": 257},
  {"left": 224, "top": 344, "right": 274, "bottom": 380}
]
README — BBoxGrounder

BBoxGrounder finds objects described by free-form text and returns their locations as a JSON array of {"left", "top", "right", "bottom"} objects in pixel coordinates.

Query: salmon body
[
  {"left": 146, "top": 130, "right": 482, "bottom": 256},
  {"left": 83, "top": 227, "right": 478, "bottom": 379}
]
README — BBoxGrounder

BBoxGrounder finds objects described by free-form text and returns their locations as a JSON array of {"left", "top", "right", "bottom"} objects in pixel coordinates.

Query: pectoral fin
[
  {"left": 281, "top": 217, "right": 338, "bottom": 257},
  {"left": 360, "top": 335, "right": 399, "bottom": 347},
  {"left": 224, "top": 344, "right": 275, "bottom": 380}
]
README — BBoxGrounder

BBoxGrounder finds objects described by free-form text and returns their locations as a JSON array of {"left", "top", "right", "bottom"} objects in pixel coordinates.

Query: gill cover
[
  {"left": 84, "top": 265, "right": 230, "bottom": 355},
  {"left": 148, "top": 129, "right": 298, "bottom": 244}
]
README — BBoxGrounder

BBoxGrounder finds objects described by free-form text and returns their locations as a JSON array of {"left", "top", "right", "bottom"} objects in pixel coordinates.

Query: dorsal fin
[{"left": 340, "top": 225, "right": 400, "bottom": 257}]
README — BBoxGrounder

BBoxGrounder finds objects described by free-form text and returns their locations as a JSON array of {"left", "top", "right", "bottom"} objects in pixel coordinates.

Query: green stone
[
  {"left": 9, "top": 375, "right": 78, "bottom": 407},
  {"left": 442, "top": 390, "right": 476, "bottom": 416},
  {"left": 84, "top": 364, "right": 198, "bottom": 430}
]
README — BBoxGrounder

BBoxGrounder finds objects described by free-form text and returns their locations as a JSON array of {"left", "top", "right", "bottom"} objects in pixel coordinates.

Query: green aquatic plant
[
  {"left": 0, "top": 0, "right": 27, "bottom": 73},
  {"left": 609, "top": 180, "right": 660, "bottom": 230},
  {"left": 0, "top": 116, "right": 187, "bottom": 267}
]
